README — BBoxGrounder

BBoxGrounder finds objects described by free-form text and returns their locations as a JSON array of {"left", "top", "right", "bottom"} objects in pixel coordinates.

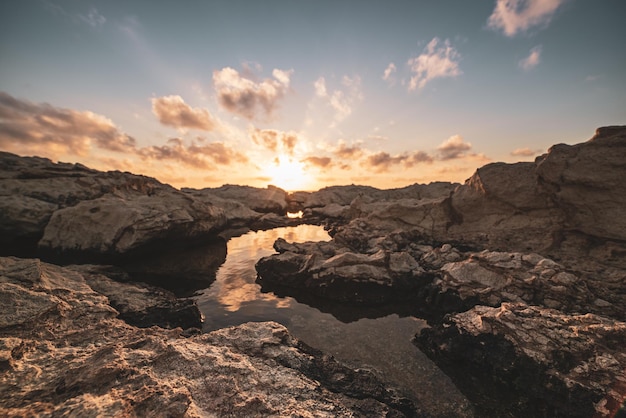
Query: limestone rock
[
  {"left": 184, "top": 184, "right": 288, "bottom": 214},
  {"left": 415, "top": 302, "right": 626, "bottom": 418},
  {"left": 0, "top": 256, "right": 417, "bottom": 417},
  {"left": 256, "top": 237, "right": 431, "bottom": 305}
]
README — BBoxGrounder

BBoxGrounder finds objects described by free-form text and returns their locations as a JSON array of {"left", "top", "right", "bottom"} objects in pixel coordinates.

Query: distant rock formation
[{"left": 0, "top": 152, "right": 298, "bottom": 263}]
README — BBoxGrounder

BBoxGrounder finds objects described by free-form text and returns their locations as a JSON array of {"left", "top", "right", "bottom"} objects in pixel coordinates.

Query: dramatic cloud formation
[
  {"left": 138, "top": 138, "right": 248, "bottom": 169},
  {"left": 250, "top": 128, "right": 299, "bottom": 155},
  {"left": 362, "top": 150, "right": 433, "bottom": 173},
  {"left": 437, "top": 134, "right": 472, "bottom": 160},
  {"left": 519, "top": 46, "right": 542, "bottom": 71},
  {"left": 408, "top": 38, "right": 462, "bottom": 90},
  {"left": 302, "top": 156, "right": 332, "bottom": 168},
  {"left": 0, "top": 91, "right": 136, "bottom": 156},
  {"left": 213, "top": 67, "right": 292, "bottom": 120},
  {"left": 511, "top": 147, "right": 541, "bottom": 157},
  {"left": 151, "top": 95, "right": 216, "bottom": 131},
  {"left": 383, "top": 63, "right": 397, "bottom": 84},
  {"left": 487, "top": 0, "right": 567, "bottom": 37}
]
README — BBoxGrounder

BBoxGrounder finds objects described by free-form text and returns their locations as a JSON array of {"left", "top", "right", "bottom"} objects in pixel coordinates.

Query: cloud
[
  {"left": 79, "top": 8, "right": 106, "bottom": 28},
  {"left": 314, "top": 77, "right": 327, "bottom": 97},
  {"left": 302, "top": 156, "right": 332, "bottom": 168},
  {"left": 213, "top": 66, "right": 292, "bottom": 120},
  {"left": 313, "top": 75, "right": 363, "bottom": 124},
  {"left": 151, "top": 95, "right": 216, "bottom": 131},
  {"left": 487, "top": 0, "right": 567, "bottom": 37},
  {"left": 333, "top": 142, "right": 364, "bottom": 159},
  {"left": 383, "top": 63, "right": 397, "bottom": 84},
  {"left": 0, "top": 91, "right": 136, "bottom": 156},
  {"left": 250, "top": 128, "right": 299, "bottom": 155},
  {"left": 519, "top": 46, "right": 542, "bottom": 71},
  {"left": 362, "top": 150, "right": 433, "bottom": 173},
  {"left": 408, "top": 38, "right": 462, "bottom": 90},
  {"left": 138, "top": 138, "right": 248, "bottom": 169},
  {"left": 437, "top": 134, "right": 472, "bottom": 160},
  {"left": 511, "top": 147, "right": 541, "bottom": 157}
]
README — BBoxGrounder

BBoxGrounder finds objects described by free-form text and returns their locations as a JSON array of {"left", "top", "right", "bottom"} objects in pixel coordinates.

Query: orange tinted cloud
[
  {"left": 151, "top": 95, "right": 216, "bottom": 131},
  {"left": 437, "top": 134, "right": 472, "bottom": 160},
  {"left": 0, "top": 91, "right": 136, "bottom": 156},
  {"left": 139, "top": 138, "right": 248, "bottom": 169},
  {"left": 302, "top": 156, "right": 332, "bottom": 168},
  {"left": 362, "top": 150, "right": 433, "bottom": 173},
  {"left": 250, "top": 128, "right": 298, "bottom": 155}
]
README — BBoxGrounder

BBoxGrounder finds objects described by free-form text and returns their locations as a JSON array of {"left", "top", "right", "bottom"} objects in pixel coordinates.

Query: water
[{"left": 194, "top": 224, "right": 474, "bottom": 417}]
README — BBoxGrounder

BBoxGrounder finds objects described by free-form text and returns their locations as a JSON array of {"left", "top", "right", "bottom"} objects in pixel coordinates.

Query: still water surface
[{"left": 194, "top": 224, "right": 472, "bottom": 416}]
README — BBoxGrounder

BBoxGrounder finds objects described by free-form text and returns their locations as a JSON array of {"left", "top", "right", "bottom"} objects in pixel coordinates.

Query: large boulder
[
  {"left": 184, "top": 184, "right": 289, "bottom": 214},
  {"left": 415, "top": 302, "right": 626, "bottom": 418},
  {"left": 0, "top": 256, "right": 417, "bottom": 417}
]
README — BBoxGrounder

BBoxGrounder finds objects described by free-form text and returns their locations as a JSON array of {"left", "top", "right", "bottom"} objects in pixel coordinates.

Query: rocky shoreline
[{"left": 1, "top": 126, "right": 626, "bottom": 416}]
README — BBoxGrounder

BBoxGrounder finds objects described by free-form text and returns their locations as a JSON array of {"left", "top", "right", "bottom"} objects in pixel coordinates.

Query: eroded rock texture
[
  {"left": 0, "top": 256, "right": 417, "bottom": 417},
  {"left": 0, "top": 152, "right": 298, "bottom": 262},
  {"left": 256, "top": 126, "right": 626, "bottom": 417}
]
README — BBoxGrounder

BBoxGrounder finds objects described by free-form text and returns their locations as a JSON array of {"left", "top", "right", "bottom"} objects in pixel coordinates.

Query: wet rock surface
[{"left": 0, "top": 256, "right": 418, "bottom": 417}]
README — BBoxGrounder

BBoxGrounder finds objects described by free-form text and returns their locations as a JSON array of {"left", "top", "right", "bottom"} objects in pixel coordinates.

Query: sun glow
[{"left": 265, "top": 156, "right": 310, "bottom": 191}]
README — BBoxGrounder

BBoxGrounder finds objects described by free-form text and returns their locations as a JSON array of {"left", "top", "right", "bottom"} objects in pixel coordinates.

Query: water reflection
[
  {"left": 122, "top": 238, "right": 227, "bottom": 296},
  {"left": 194, "top": 225, "right": 473, "bottom": 416},
  {"left": 195, "top": 224, "right": 330, "bottom": 330}
]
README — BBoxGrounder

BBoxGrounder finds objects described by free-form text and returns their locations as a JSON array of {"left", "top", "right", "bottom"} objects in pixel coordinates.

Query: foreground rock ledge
[
  {"left": 415, "top": 303, "right": 626, "bottom": 418},
  {"left": 0, "top": 257, "right": 416, "bottom": 417}
]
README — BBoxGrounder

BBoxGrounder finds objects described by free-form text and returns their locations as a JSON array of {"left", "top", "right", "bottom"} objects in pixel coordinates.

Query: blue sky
[{"left": 1, "top": 0, "right": 625, "bottom": 190}]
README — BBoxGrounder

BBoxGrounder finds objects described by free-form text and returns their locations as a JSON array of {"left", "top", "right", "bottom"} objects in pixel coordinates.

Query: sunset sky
[{"left": 1, "top": 0, "right": 625, "bottom": 191}]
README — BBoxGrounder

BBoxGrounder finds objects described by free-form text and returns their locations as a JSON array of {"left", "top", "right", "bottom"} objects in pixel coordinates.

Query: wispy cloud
[
  {"left": 314, "top": 77, "right": 327, "bottom": 97},
  {"left": 0, "top": 91, "right": 135, "bottom": 156},
  {"left": 408, "top": 38, "right": 462, "bottom": 90},
  {"left": 313, "top": 76, "right": 363, "bottom": 124},
  {"left": 437, "top": 134, "right": 472, "bottom": 160},
  {"left": 383, "top": 63, "right": 397, "bottom": 85},
  {"left": 487, "top": 0, "right": 567, "bottom": 37},
  {"left": 151, "top": 95, "right": 216, "bottom": 131},
  {"left": 511, "top": 147, "right": 541, "bottom": 157},
  {"left": 44, "top": 2, "right": 106, "bottom": 29},
  {"left": 212, "top": 67, "right": 293, "bottom": 120},
  {"left": 79, "top": 8, "right": 106, "bottom": 28},
  {"left": 519, "top": 45, "right": 542, "bottom": 71}
]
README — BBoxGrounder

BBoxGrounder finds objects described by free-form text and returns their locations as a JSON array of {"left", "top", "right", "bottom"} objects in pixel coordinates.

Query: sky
[{"left": 1, "top": 0, "right": 625, "bottom": 191}]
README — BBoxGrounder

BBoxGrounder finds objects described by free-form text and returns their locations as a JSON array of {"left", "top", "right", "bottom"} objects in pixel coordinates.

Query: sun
[{"left": 266, "top": 156, "right": 310, "bottom": 191}]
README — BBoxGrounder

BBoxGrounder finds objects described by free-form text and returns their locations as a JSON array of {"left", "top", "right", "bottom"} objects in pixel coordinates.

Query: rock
[
  {"left": 67, "top": 264, "right": 203, "bottom": 330},
  {"left": 0, "top": 256, "right": 418, "bottom": 417},
  {"left": 256, "top": 238, "right": 432, "bottom": 305},
  {"left": 536, "top": 126, "right": 626, "bottom": 242},
  {"left": 184, "top": 184, "right": 289, "bottom": 214},
  {"left": 414, "top": 302, "right": 626, "bottom": 418}
]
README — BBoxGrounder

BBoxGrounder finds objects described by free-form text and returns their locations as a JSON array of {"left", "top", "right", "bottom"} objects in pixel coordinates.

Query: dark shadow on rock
[{"left": 118, "top": 238, "right": 228, "bottom": 297}]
